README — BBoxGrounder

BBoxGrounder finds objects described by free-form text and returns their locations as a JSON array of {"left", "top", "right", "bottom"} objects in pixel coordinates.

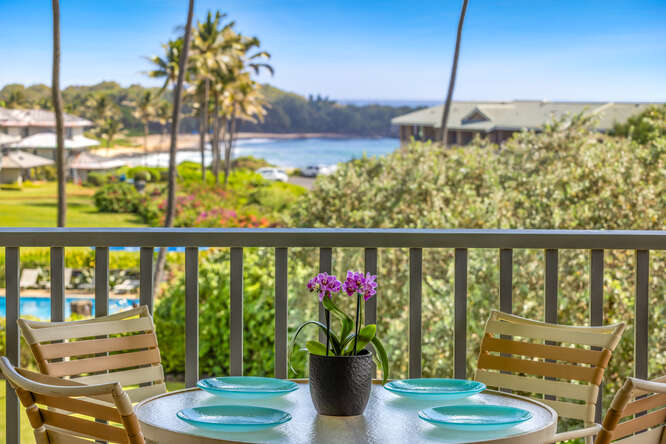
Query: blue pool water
[{"left": 0, "top": 297, "right": 139, "bottom": 320}]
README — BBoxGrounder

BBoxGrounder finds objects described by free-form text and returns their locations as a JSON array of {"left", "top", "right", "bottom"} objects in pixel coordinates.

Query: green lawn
[
  {"left": 0, "top": 380, "right": 185, "bottom": 442},
  {"left": 0, "top": 182, "right": 145, "bottom": 227}
]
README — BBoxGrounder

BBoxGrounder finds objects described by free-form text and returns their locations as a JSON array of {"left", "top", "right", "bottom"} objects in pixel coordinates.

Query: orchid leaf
[
  {"left": 343, "top": 324, "right": 376, "bottom": 354},
  {"left": 305, "top": 340, "right": 328, "bottom": 356},
  {"left": 322, "top": 296, "right": 354, "bottom": 340},
  {"left": 369, "top": 336, "right": 390, "bottom": 384},
  {"left": 289, "top": 320, "right": 341, "bottom": 375}
]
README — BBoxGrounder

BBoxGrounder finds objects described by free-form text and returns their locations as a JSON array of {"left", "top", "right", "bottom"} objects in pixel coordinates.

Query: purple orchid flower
[{"left": 307, "top": 272, "right": 342, "bottom": 301}]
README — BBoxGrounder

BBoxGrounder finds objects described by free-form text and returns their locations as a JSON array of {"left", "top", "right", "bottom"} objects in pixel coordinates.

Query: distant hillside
[{"left": 0, "top": 82, "right": 419, "bottom": 137}]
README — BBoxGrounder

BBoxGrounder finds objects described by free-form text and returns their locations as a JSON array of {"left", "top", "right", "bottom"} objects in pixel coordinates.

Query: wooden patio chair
[
  {"left": 594, "top": 376, "right": 666, "bottom": 444},
  {"left": 0, "top": 355, "right": 145, "bottom": 443},
  {"left": 475, "top": 309, "right": 626, "bottom": 443},
  {"left": 18, "top": 305, "right": 166, "bottom": 404}
]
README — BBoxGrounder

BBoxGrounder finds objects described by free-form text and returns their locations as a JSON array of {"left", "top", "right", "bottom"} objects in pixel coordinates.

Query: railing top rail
[{"left": 0, "top": 228, "right": 665, "bottom": 249}]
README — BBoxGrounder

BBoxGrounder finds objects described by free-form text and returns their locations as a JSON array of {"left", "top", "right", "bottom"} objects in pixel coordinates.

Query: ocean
[{"left": 115, "top": 137, "right": 400, "bottom": 169}]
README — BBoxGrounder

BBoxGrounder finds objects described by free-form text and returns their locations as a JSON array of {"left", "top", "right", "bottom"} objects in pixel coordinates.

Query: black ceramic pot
[{"left": 309, "top": 349, "right": 373, "bottom": 416}]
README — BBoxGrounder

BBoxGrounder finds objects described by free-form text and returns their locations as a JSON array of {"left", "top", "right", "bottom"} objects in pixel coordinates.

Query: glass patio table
[{"left": 135, "top": 380, "right": 557, "bottom": 444}]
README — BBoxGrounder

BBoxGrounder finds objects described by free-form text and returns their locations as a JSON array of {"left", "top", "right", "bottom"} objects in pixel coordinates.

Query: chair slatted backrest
[
  {"left": 0, "top": 356, "right": 145, "bottom": 444},
  {"left": 18, "top": 305, "right": 166, "bottom": 403},
  {"left": 597, "top": 376, "right": 666, "bottom": 444},
  {"left": 476, "top": 310, "right": 625, "bottom": 426}
]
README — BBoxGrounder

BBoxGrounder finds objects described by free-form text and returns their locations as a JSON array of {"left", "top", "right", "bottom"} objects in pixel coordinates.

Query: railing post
[
  {"left": 318, "top": 248, "right": 332, "bottom": 343},
  {"left": 274, "top": 248, "right": 288, "bottom": 379},
  {"left": 5, "top": 247, "right": 20, "bottom": 444},
  {"left": 185, "top": 247, "right": 199, "bottom": 388},
  {"left": 590, "top": 249, "right": 604, "bottom": 423},
  {"left": 50, "top": 246, "right": 65, "bottom": 322},
  {"left": 409, "top": 248, "right": 422, "bottom": 378},
  {"left": 230, "top": 247, "right": 244, "bottom": 376},
  {"left": 454, "top": 248, "right": 468, "bottom": 380},
  {"left": 499, "top": 249, "right": 512, "bottom": 314},
  {"left": 544, "top": 249, "right": 558, "bottom": 401},
  {"left": 634, "top": 250, "right": 649, "bottom": 380},
  {"left": 95, "top": 247, "right": 109, "bottom": 318},
  {"left": 364, "top": 248, "right": 378, "bottom": 327},
  {"left": 140, "top": 247, "right": 154, "bottom": 313}
]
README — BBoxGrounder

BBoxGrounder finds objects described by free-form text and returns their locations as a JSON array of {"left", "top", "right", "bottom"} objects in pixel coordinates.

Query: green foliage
[
  {"left": 231, "top": 155, "right": 274, "bottom": 170},
  {"left": 32, "top": 166, "right": 57, "bottom": 181},
  {"left": 93, "top": 183, "right": 140, "bottom": 213},
  {"left": 612, "top": 105, "right": 666, "bottom": 145},
  {"left": 291, "top": 115, "right": 666, "bottom": 416},
  {"left": 86, "top": 171, "right": 108, "bottom": 186},
  {"left": 154, "top": 248, "right": 311, "bottom": 377}
]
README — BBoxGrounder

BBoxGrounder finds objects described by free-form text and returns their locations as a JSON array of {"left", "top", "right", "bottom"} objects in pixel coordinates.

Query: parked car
[
  {"left": 256, "top": 167, "right": 288, "bottom": 182},
  {"left": 302, "top": 164, "right": 336, "bottom": 177}
]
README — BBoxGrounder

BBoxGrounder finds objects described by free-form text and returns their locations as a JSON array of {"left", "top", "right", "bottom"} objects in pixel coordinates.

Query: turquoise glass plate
[
  {"left": 418, "top": 405, "right": 533, "bottom": 431},
  {"left": 384, "top": 378, "right": 486, "bottom": 400},
  {"left": 177, "top": 405, "right": 292, "bottom": 432},
  {"left": 197, "top": 376, "right": 299, "bottom": 399}
]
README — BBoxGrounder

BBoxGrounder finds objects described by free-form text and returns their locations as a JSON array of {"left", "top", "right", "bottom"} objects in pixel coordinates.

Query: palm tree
[
  {"left": 127, "top": 91, "right": 157, "bottom": 164},
  {"left": 98, "top": 118, "right": 124, "bottom": 148},
  {"left": 222, "top": 74, "right": 268, "bottom": 187},
  {"left": 52, "top": 0, "right": 66, "bottom": 227},
  {"left": 438, "top": 0, "right": 469, "bottom": 145},
  {"left": 155, "top": 100, "right": 172, "bottom": 148},
  {"left": 191, "top": 10, "right": 236, "bottom": 181},
  {"left": 145, "top": 39, "right": 185, "bottom": 92},
  {"left": 153, "top": 0, "right": 195, "bottom": 293}
]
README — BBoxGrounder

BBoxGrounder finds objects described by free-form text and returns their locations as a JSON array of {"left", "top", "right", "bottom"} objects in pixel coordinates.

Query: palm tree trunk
[
  {"left": 199, "top": 78, "right": 209, "bottom": 182},
  {"left": 52, "top": 0, "right": 66, "bottom": 227},
  {"left": 438, "top": 0, "right": 469, "bottom": 145},
  {"left": 223, "top": 107, "right": 236, "bottom": 188},
  {"left": 154, "top": 0, "right": 195, "bottom": 294},
  {"left": 143, "top": 120, "right": 149, "bottom": 167},
  {"left": 212, "top": 95, "right": 220, "bottom": 183}
]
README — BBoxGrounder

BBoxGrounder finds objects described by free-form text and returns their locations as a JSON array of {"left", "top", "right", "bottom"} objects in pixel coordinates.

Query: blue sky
[{"left": 0, "top": 0, "right": 664, "bottom": 102}]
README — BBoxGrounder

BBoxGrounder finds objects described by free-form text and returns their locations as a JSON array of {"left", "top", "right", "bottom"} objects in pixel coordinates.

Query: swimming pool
[{"left": 0, "top": 296, "right": 139, "bottom": 320}]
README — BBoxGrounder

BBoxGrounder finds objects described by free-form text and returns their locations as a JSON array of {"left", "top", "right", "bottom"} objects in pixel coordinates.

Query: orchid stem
[
  {"left": 325, "top": 309, "right": 330, "bottom": 356},
  {"left": 353, "top": 293, "right": 361, "bottom": 355}
]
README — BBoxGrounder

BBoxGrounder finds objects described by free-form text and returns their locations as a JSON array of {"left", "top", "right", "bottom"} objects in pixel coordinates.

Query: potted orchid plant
[{"left": 290, "top": 271, "right": 389, "bottom": 416}]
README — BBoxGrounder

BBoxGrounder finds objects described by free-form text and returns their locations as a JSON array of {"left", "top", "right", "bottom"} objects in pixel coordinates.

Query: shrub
[
  {"left": 231, "top": 155, "right": 274, "bottom": 171},
  {"left": 291, "top": 114, "right": 666, "bottom": 414},
  {"left": 33, "top": 165, "right": 56, "bottom": 181},
  {"left": 133, "top": 170, "right": 151, "bottom": 182},
  {"left": 87, "top": 171, "right": 108, "bottom": 186},
  {"left": 93, "top": 183, "right": 139, "bottom": 212},
  {"left": 0, "top": 182, "right": 22, "bottom": 191},
  {"left": 154, "top": 248, "right": 311, "bottom": 377}
]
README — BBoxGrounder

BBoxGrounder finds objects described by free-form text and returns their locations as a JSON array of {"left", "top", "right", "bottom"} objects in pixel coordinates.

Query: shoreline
[{"left": 97, "top": 132, "right": 393, "bottom": 157}]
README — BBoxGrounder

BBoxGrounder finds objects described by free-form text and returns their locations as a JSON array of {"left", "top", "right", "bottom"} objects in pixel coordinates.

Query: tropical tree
[
  {"left": 153, "top": 0, "right": 195, "bottom": 293},
  {"left": 145, "top": 39, "right": 186, "bottom": 92},
  {"left": 87, "top": 94, "right": 123, "bottom": 147},
  {"left": 221, "top": 74, "right": 268, "bottom": 187},
  {"left": 52, "top": 0, "right": 66, "bottom": 227},
  {"left": 97, "top": 118, "right": 124, "bottom": 148},
  {"left": 126, "top": 91, "right": 158, "bottom": 163},
  {"left": 155, "top": 100, "right": 172, "bottom": 147},
  {"left": 438, "top": 0, "right": 469, "bottom": 145},
  {"left": 218, "top": 33, "right": 273, "bottom": 187}
]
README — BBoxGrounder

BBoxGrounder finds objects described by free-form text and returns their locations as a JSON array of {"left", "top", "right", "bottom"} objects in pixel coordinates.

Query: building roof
[
  {"left": 0, "top": 150, "right": 54, "bottom": 169},
  {"left": 69, "top": 151, "right": 124, "bottom": 170},
  {"left": 0, "top": 107, "right": 93, "bottom": 128},
  {"left": 390, "top": 101, "right": 659, "bottom": 132},
  {"left": 7, "top": 132, "right": 100, "bottom": 149},
  {"left": 0, "top": 133, "right": 21, "bottom": 147}
]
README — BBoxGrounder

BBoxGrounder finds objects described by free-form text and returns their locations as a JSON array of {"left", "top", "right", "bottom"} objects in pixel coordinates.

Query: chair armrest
[{"left": 546, "top": 424, "right": 602, "bottom": 443}]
